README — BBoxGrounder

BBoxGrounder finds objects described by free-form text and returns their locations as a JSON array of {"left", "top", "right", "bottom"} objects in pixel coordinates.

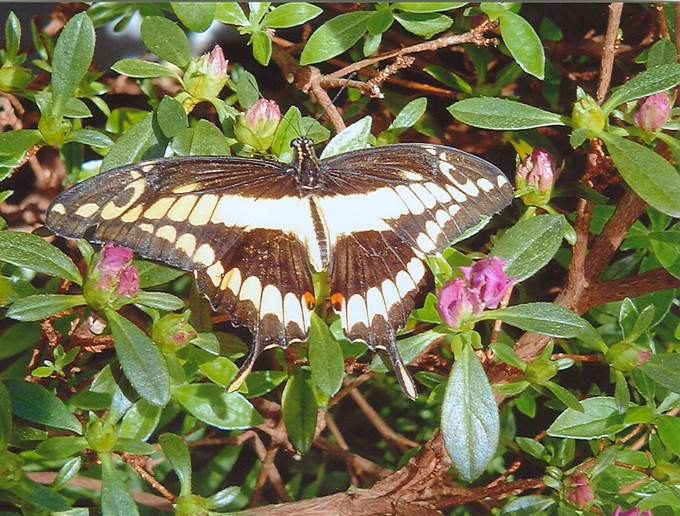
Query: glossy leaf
[
  {"left": 172, "top": 2, "right": 215, "bottom": 32},
  {"left": 51, "top": 12, "right": 95, "bottom": 115},
  {"left": 491, "top": 214, "right": 565, "bottom": 281},
  {"left": 483, "top": 303, "right": 598, "bottom": 340},
  {"left": 140, "top": 16, "right": 190, "bottom": 68},
  {"left": 135, "top": 260, "right": 185, "bottom": 288},
  {"left": 159, "top": 433, "right": 192, "bottom": 496},
  {"left": 547, "top": 397, "right": 628, "bottom": 438},
  {"left": 101, "top": 113, "right": 167, "bottom": 171},
  {"left": 112, "top": 59, "right": 179, "bottom": 79},
  {"left": 371, "top": 330, "right": 440, "bottom": 372},
  {"left": 387, "top": 97, "right": 427, "bottom": 135},
  {"left": 156, "top": 96, "right": 188, "bottom": 139},
  {"left": 215, "top": 3, "right": 248, "bottom": 25},
  {"left": 100, "top": 453, "right": 140, "bottom": 516},
  {"left": 442, "top": 342, "right": 499, "bottom": 481},
  {"left": 173, "top": 383, "right": 263, "bottom": 429},
  {"left": 36, "top": 436, "right": 88, "bottom": 459},
  {"left": 119, "top": 399, "right": 161, "bottom": 441},
  {"left": 282, "top": 366, "right": 318, "bottom": 454},
  {"left": 7, "top": 294, "right": 86, "bottom": 321},
  {"left": 394, "top": 12, "right": 453, "bottom": 39},
  {"left": 448, "top": 98, "right": 566, "bottom": 130},
  {"left": 0, "top": 381, "right": 10, "bottom": 449},
  {"left": 0, "top": 231, "right": 82, "bottom": 285},
  {"left": 499, "top": 11, "right": 544, "bottom": 79},
  {"left": 602, "top": 63, "right": 680, "bottom": 114},
  {"left": 300, "top": 11, "right": 371, "bottom": 65},
  {"left": 263, "top": 3, "right": 322, "bottom": 28},
  {"left": 394, "top": 2, "right": 467, "bottom": 12},
  {"left": 308, "top": 313, "right": 344, "bottom": 396},
  {"left": 647, "top": 38, "right": 678, "bottom": 69},
  {"left": 657, "top": 415, "right": 680, "bottom": 456},
  {"left": 600, "top": 133, "right": 680, "bottom": 218},
  {"left": 12, "top": 476, "right": 72, "bottom": 512},
  {"left": 134, "top": 291, "right": 185, "bottom": 311},
  {"left": 639, "top": 353, "right": 680, "bottom": 393},
  {"left": 251, "top": 29, "right": 272, "bottom": 66},
  {"left": 321, "top": 116, "right": 372, "bottom": 159},
  {"left": 105, "top": 309, "right": 171, "bottom": 407},
  {"left": 4, "top": 379, "right": 82, "bottom": 434}
]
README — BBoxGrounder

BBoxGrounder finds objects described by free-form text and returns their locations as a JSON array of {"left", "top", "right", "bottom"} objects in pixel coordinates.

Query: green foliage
[{"left": 0, "top": 3, "right": 678, "bottom": 514}]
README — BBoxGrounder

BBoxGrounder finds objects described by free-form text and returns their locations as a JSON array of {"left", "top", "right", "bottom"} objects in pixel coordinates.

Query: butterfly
[{"left": 46, "top": 137, "right": 513, "bottom": 399}]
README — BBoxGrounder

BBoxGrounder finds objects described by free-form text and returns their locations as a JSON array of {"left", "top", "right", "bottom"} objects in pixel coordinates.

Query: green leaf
[
  {"left": 639, "top": 353, "right": 680, "bottom": 394},
  {"left": 101, "top": 112, "right": 167, "bottom": 171},
  {"left": 320, "top": 116, "right": 372, "bottom": 159},
  {"left": 51, "top": 12, "right": 95, "bottom": 116},
  {"left": 300, "top": 11, "right": 371, "bottom": 65},
  {"left": 105, "top": 309, "right": 171, "bottom": 407},
  {"left": 448, "top": 98, "right": 566, "bottom": 130},
  {"left": 173, "top": 119, "right": 230, "bottom": 156},
  {"left": 0, "top": 231, "right": 82, "bottom": 284},
  {"left": 542, "top": 380, "right": 584, "bottom": 412},
  {"left": 4, "top": 379, "right": 82, "bottom": 434},
  {"left": 12, "top": 476, "right": 72, "bottom": 512},
  {"left": 387, "top": 97, "right": 427, "bottom": 135},
  {"left": 7, "top": 294, "right": 86, "bottom": 321},
  {"left": 140, "top": 16, "right": 191, "bottom": 69},
  {"left": 0, "top": 129, "right": 42, "bottom": 163},
  {"left": 263, "top": 3, "right": 322, "bottom": 28},
  {"left": 393, "top": 12, "right": 453, "bottom": 39},
  {"left": 0, "top": 381, "right": 11, "bottom": 449},
  {"left": 63, "top": 128, "right": 113, "bottom": 148},
  {"left": 239, "top": 370, "right": 288, "bottom": 398},
  {"left": 115, "top": 438, "right": 155, "bottom": 455},
  {"left": 282, "top": 366, "right": 318, "bottom": 454},
  {"left": 100, "top": 453, "right": 140, "bottom": 516},
  {"left": 441, "top": 342, "right": 499, "bottom": 481},
  {"left": 657, "top": 415, "right": 680, "bottom": 456},
  {"left": 483, "top": 303, "right": 597, "bottom": 340},
  {"left": 492, "top": 214, "right": 564, "bottom": 281},
  {"left": 600, "top": 133, "right": 680, "bottom": 218},
  {"left": 308, "top": 313, "right": 344, "bottom": 397},
  {"left": 157, "top": 96, "right": 188, "bottom": 139},
  {"left": 251, "top": 29, "right": 272, "bottom": 66},
  {"left": 602, "top": 63, "right": 680, "bottom": 114},
  {"left": 134, "top": 291, "right": 185, "bottom": 311},
  {"left": 423, "top": 65, "right": 472, "bottom": 93},
  {"left": 36, "top": 436, "right": 88, "bottom": 459},
  {"left": 112, "top": 59, "right": 179, "bottom": 79},
  {"left": 394, "top": 2, "right": 467, "bottom": 13},
  {"left": 215, "top": 3, "right": 249, "bottom": 25},
  {"left": 236, "top": 70, "right": 260, "bottom": 108},
  {"left": 172, "top": 2, "right": 215, "bottom": 32},
  {"left": 192, "top": 347, "right": 238, "bottom": 387},
  {"left": 0, "top": 323, "right": 41, "bottom": 360},
  {"left": 135, "top": 260, "right": 184, "bottom": 288},
  {"left": 647, "top": 38, "right": 678, "bottom": 69},
  {"left": 491, "top": 342, "right": 526, "bottom": 370},
  {"left": 649, "top": 225, "right": 680, "bottom": 280},
  {"left": 500, "top": 495, "right": 556, "bottom": 515},
  {"left": 547, "top": 396, "right": 628, "bottom": 438},
  {"left": 371, "top": 330, "right": 440, "bottom": 373},
  {"left": 173, "top": 383, "right": 263, "bottom": 429},
  {"left": 498, "top": 11, "right": 544, "bottom": 79},
  {"left": 367, "top": 9, "right": 393, "bottom": 35},
  {"left": 159, "top": 433, "right": 192, "bottom": 496},
  {"left": 119, "top": 399, "right": 161, "bottom": 441}
]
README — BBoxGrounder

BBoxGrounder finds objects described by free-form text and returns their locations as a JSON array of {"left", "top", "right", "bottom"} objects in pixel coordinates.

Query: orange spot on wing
[
  {"left": 330, "top": 292, "right": 344, "bottom": 311},
  {"left": 303, "top": 291, "right": 316, "bottom": 310}
]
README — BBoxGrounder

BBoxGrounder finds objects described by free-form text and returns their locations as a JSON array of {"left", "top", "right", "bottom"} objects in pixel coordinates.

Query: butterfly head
[{"left": 291, "top": 137, "right": 320, "bottom": 189}]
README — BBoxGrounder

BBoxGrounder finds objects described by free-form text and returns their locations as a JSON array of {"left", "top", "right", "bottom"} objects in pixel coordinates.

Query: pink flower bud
[
  {"left": 633, "top": 91, "right": 672, "bottom": 132},
  {"left": 436, "top": 278, "right": 472, "bottom": 328},
  {"left": 184, "top": 44, "right": 229, "bottom": 99},
  {"left": 84, "top": 243, "right": 139, "bottom": 309},
  {"left": 564, "top": 471, "right": 594, "bottom": 508},
  {"left": 235, "top": 99, "right": 282, "bottom": 152},
  {"left": 244, "top": 99, "right": 282, "bottom": 128},
  {"left": 115, "top": 266, "right": 139, "bottom": 297},
  {"left": 516, "top": 148, "right": 557, "bottom": 199},
  {"left": 460, "top": 256, "right": 514, "bottom": 315}
]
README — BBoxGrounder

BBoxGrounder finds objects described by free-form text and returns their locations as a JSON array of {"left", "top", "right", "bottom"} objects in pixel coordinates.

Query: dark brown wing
[
  {"left": 316, "top": 144, "right": 513, "bottom": 396},
  {"left": 46, "top": 156, "right": 316, "bottom": 381}
]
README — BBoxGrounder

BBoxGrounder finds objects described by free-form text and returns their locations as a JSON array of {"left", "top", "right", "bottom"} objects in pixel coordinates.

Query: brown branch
[{"left": 596, "top": 3, "right": 624, "bottom": 103}]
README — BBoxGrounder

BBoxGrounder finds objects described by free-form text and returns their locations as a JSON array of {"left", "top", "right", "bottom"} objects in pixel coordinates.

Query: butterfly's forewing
[
  {"left": 46, "top": 156, "right": 317, "bottom": 364},
  {"left": 316, "top": 144, "right": 513, "bottom": 395}
]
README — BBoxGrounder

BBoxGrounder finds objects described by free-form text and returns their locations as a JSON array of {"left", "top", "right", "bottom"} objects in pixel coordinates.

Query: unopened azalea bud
[
  {"left": 436, "top": 278, "right": 472, "bottom": 328},
  {"left": 606, "top": 342, "right": 651, "bottom": 372},
  {"left": 184, "top": 44, "right": 229, "bottom": 99},
  {"left": 516, "top": 148, "right": 557, "bottom": 205},
  {"left": 86, "top": 419, "right": 118, "bottom": 453},
  {"left": 633, "top": 91, "right": 672, "bottom": 132},
  {"left": 152, "top": 312, "right": 197, "bottom": 354},
  {"left": 0, "top": 450, "right": 24, "bottom": 489},
  {"left": 235, "top": 99, "right": 282, "bottom": 152},
  {"left": 572, "top": 87, "right": 605, "bottom": 139},
  {"left": 460, "top": 256, "right": 514, "bottom": 314},
  {"left": 564, "top": 471, "right": 594, "bottom": 508},
  {"left": 84, "top": 243, "right": 139, "bottom": 310}
]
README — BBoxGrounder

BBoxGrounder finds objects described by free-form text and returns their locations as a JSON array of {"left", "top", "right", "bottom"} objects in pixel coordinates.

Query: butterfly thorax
[{"left": 291, "top": 137, "right": 321, "bottom": 190}]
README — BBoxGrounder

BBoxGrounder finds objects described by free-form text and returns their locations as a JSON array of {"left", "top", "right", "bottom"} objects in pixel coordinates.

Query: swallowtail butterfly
[{"left": 46, "top": 137, "right": 513, "bottom": 399}]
